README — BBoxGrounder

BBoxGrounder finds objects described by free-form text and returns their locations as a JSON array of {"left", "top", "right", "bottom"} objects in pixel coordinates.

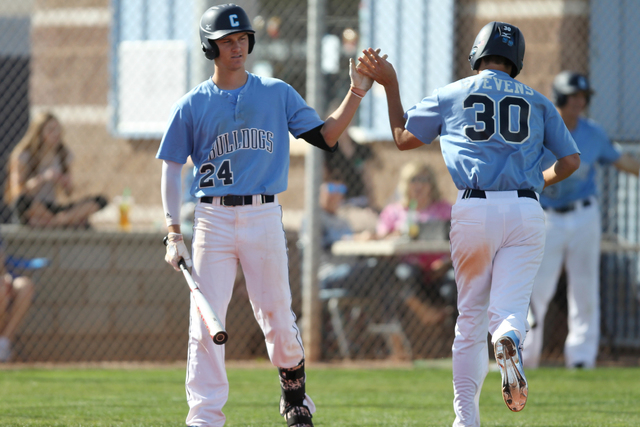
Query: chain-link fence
[{"left": 0, "top": 0, "right": 639, "bottom": 366}]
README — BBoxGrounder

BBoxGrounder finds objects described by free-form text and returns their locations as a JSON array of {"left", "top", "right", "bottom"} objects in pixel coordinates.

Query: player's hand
[
  {"left": 349, "top": 48, "right": 387, "bottom": 93},
  {"left": 165, "top": 233, "right": 192, "bottom": 271},
  {"left": 357, "top": 47, "right": 396, "bottom": 88}
]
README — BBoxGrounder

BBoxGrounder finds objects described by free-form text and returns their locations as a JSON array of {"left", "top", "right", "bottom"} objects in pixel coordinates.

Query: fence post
[{"left": 301, "top": 0, "right": 326, "bottom": 362}]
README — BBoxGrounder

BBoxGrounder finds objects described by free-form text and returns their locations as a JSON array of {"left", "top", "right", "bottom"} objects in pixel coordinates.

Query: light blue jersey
[
  {"left": 539, "top": 117, "right": 620, "bottom": 208},
  {"left": 405, "top": 69, "right": 579, "bottom": 193},
  {"left": 156, "top": 72, "right": 324, "bottom": 197}
]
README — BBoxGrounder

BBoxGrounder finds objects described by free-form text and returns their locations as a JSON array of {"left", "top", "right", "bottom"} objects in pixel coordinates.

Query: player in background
[
  {"left": 357, "top": 22, "right": 580, "bottom": 426},
  {"left": 157, "top": 4, "right": 377, "bottom": 427},
  {"left": 523, "top": 71, "right": 640, "bottom": 370}
]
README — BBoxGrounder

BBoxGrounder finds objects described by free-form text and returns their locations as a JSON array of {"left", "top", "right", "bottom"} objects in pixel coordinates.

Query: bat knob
[{"left": 213, "top": 331, "right": 229, "bottom": 345}]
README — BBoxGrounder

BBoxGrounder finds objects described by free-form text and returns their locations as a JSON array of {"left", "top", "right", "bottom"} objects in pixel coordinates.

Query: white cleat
[{"left": 494, "top": 331, "right": 528, "bottom": 412}]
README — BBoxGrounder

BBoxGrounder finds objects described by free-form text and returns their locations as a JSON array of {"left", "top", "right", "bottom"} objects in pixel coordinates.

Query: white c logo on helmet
[{"left": 229, "top": 14, "right": 239, "bottom": 27}]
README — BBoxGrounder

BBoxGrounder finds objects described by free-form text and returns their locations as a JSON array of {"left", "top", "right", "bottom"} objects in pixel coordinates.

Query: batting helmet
[
  {"left": 200, "top": 4, "right": 255, "bottom": 60},
  {"left": 468, "top": 21, "right": 525, "bottom": 78},
  {"left": 552, "top": 71, "right": 593, "bottom": 107}
]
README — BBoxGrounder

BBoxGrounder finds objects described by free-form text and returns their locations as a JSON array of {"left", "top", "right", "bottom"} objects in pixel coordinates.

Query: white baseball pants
[
  {"left": 185, "top": 197, "right": 307, "bottom": 427},
  {"left": 449, "top": 190, "right": 545, "bottom": 427},
  {"left": 523, "top": 198, "right": 600, "bottom": 369}
]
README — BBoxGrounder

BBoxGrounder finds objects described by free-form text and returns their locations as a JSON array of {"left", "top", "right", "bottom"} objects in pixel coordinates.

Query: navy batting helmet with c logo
[{"left": 200, "top": 4, "right": 255, "bottom": 60}]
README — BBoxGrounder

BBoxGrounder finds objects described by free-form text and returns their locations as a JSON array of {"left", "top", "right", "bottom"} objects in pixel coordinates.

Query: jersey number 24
[
  {"left": 199, "top": 159, "right": 233, "bottom": 187},
  {"left": 463, "top": 94, "right": 531, "bottom": 144}
]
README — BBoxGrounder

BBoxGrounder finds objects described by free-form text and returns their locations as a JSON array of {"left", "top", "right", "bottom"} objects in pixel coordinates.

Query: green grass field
[{"left": 1, "top": 362, "right": 639, "bottom": 426}]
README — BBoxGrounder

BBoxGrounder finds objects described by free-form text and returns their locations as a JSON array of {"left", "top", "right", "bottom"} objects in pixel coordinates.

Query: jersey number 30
[
  {"left": 463, "top": 94, "right": 531, "bottom": 144},
  {"left": 199, "top": 159, "right": 233, "bottom": 188}
]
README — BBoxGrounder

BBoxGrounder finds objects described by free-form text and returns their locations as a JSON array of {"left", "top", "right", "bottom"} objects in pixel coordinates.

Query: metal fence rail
[{"left": 600, "top": 147, "right": 640, "bottom": 355}]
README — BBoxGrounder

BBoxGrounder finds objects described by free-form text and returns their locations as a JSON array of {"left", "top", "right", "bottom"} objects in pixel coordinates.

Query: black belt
[
  {"left": 200, "top": 195, "right": 275, "bottom": 206},
  {"left": 544, "top": 199, "right": 591, "bottom": 213},
  {"left": 461, "top": 189, "right": 538, "bottom": 201}
]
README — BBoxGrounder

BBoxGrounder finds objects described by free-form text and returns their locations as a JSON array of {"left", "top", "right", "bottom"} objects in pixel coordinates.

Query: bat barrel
[
  {"left": 164, "top": 237, "right": 228, "bottom": 346},
  {"left": 213, "top": 331, "right": 229, "bottom": 345}
]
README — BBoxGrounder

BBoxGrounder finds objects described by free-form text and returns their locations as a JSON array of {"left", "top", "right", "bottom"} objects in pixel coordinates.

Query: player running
[
  {"left": 157, "top": 4, "right": 374, "bottom": 427},
  {"left": 357, "top": 22, "right": 580, "bottom": 426},
  {"left": 523, "top": 71, "right": 640, "bottom": 370}
]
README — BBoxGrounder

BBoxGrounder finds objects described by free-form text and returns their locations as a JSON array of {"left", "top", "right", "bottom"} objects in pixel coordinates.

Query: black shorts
[{"left": 15, "top": 194, "right": 108, "bottom": 225}]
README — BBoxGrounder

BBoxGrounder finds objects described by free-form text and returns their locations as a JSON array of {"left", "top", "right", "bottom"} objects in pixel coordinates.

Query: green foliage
[{"left": 0, "top": 363, "right": 638, "bottom": 426}]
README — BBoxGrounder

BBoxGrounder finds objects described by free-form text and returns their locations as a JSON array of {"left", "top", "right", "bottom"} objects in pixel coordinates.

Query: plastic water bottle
[
  {"left": 119, "top": 187, "right": 132, "bottom": 232},
  {"left": 407, "top": 199, "right": 419, "bottom": 240}
]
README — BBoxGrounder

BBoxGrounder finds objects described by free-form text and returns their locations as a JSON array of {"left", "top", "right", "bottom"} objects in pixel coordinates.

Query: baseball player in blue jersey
[
  {"left": 157, "top": 4, "right": 375, "bottom": 427},
  {"left": 523, "top": 71, "right": 640, "bottom": 370},
  {"left": 358, "top": 22, "right": 580, "bottom": 426}
]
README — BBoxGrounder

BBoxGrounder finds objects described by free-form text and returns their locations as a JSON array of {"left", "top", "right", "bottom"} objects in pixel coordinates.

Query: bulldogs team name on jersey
[
  {"left": 208, "top": 128, "right": 274, "bottom": 160},
  {"left": 157, "top": 72, "right": 324, "bottom": 197}
]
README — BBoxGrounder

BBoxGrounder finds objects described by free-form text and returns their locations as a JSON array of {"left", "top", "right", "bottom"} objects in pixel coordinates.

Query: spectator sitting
[
  {"left": 376, "top": 162, "right": 454, "bottom": 324},
  {"left": 377, "top": 162, "right": 452, "bottom": 281},
  {"left": 0, "top": 238, "right": 35, "bottom": 362},
  {"left": 323, "top": 98, "right": 378, "bottom": 211},
  {"left": 323, "top": 128, "right": 377, "bottom": 210},
  {"left": 300, "top": 180, "right": 364, "bottom": 290},
  {"left": 6, "top": 112, "right": 107, "bottom": 228}
]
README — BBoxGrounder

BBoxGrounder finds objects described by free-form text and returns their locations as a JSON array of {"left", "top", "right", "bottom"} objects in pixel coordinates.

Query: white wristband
[{"left": 350, "top": 88, "right": 364, "bottom": 99}]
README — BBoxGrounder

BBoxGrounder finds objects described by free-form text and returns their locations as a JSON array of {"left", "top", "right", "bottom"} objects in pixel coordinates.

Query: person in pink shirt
[
  {"left": 376, "top": 162, "right": 451, "bottom": 324},
  {"left": 377, "top": 161, "right": 452, "bottom": 279}
]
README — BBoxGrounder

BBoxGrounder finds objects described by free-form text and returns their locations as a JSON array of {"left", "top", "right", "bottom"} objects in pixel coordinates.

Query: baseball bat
[{"left": 164, "top": 237, "right": 228, "bottom": 345}]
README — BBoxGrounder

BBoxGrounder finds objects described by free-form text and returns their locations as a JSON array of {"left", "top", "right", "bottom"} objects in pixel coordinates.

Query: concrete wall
[{"left": 4, "top": 226, "right": 305, "bottom": 362}]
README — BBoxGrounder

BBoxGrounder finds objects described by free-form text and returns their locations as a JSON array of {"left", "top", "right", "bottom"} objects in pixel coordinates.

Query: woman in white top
[{"left": 7, "top": 112, "right": 106, "bottom": 228}]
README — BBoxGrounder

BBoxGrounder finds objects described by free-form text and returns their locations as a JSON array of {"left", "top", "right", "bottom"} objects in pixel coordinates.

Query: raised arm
[
  {"left": 614, "top": 153, "right": 640, "bottom": 177},
  {"left": 320, "top": 50, "right": 386, "bottom": 145},
  {"left": 357, "top": 48, "right": 423, "bottom": 151}
]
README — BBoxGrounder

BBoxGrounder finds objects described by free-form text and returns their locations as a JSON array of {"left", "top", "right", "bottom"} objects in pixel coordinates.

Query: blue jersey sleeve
[
  {"left": 593, "top": 123, "right": 621, "bottom": 165},
  {"left": 286, "top": 84, "right": 324, "bottom": 138},
  {"left": 156, "top": 100, "right": 194, "bottom": 164},
  {"left": 404, "top": 91, "right": 442, "bottom": 144},
  {"left": 543, "top": 107, "right": 579, "bottom": 160}
]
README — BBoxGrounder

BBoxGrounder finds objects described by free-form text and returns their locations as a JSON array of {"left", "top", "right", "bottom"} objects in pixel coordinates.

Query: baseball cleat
[
  {"left": 494, "top": 330, "right": 528, "bottom": 412},
  {"left": 282, "top": 405, "right": 313, "bottom": 427},
  {"left": 280, "top": 396, "right": 313, "bottom": 427}
]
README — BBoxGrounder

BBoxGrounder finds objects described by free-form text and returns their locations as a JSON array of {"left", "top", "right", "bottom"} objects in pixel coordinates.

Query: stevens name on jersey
[{"left": 462, "top": 75, "right": 535, "bottom": 96}]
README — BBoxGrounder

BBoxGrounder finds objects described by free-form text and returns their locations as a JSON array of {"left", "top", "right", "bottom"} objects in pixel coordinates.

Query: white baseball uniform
[
  {"left": 523, "top": 117, "right": 621, "bottom": 369},
  {"left": 157, "top": 72, "right": 327, "bottom": 426},
  {"left": 404, "top": 69, "right": 579, "bottom": 426}
]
